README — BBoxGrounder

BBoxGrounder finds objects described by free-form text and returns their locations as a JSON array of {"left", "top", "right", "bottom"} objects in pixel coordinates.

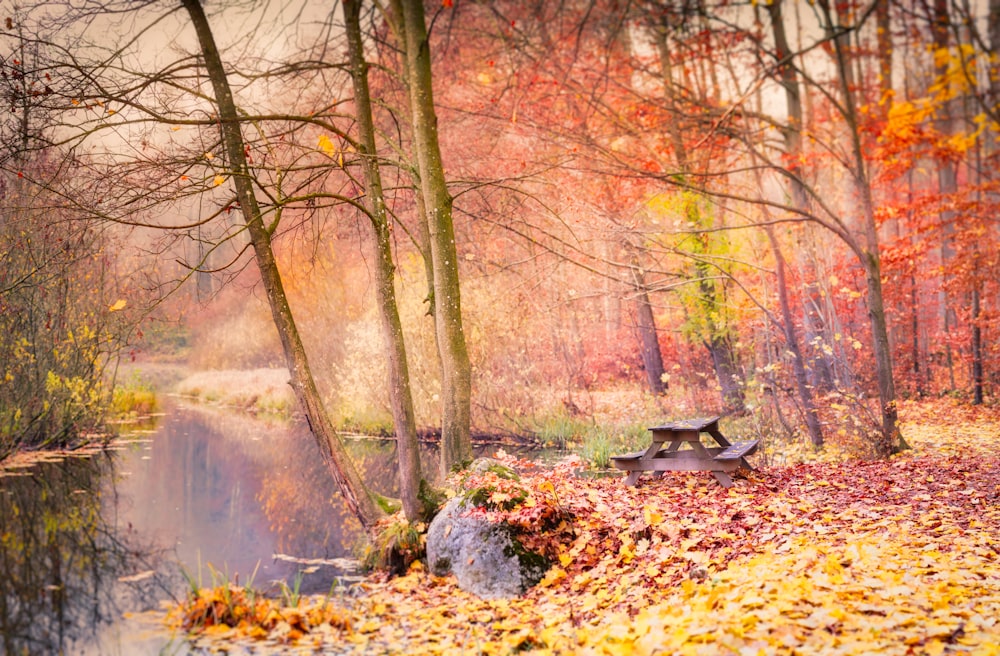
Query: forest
[{"left": 1, "top": 0, "right": 999, "bottom": 653}]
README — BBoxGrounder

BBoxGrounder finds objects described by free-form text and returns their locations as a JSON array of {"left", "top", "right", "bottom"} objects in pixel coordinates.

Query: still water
[{"left": 0, "top": 402, "right": 463, "bottom": 655}]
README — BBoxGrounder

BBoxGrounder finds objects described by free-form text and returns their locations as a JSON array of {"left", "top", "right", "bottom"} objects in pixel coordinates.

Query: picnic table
[{"left": 610, "top": 416, "right": 758, "bottom": 488}]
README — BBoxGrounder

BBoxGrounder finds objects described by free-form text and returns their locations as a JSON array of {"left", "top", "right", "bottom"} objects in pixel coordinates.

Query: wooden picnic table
[{"left": 610, "top": 416, "right": 758, "bottom": 488}]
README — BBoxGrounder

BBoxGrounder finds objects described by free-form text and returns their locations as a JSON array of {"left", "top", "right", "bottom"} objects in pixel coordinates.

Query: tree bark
[
  {"left": 182, "top": 0, "right": 384, "bottom": 531},
  {"left": 394, "top": 0, "right": 473, "bottom": 478},
  {"left": 630, "top": 262, "right": 666, "bottom": 395},
  {"left": 933, "top": 0, "right": 958, "bottom": 391},
  {"left": 658, "top": 25, "right": 742, "bottom": 412},
  {"left": 766, "top": 227, "right": 823, "bottom": 447},
  {"left": 344, "top": 0, "right": 425, "bottom": 521}
]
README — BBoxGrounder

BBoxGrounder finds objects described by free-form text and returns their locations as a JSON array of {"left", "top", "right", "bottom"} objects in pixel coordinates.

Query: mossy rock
[
  {"left": 466, "top": 457, "right": 519, "bottom": 480},
  {"left": 425, "top": 496, "right": 549, "bottom": 599}
]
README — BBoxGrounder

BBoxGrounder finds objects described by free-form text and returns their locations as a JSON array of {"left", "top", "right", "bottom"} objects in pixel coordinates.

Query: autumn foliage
[{"left": 175, "top": 399, "right": 1000, "bottom": 654}]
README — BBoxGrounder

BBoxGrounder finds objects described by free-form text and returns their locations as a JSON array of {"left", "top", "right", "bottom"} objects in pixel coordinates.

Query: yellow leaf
[
  {"left": 643, "top": 505, "right": 664, "bottom": 527},
  {"left": 539, "top": 566, "right": 566, "bottom": 587},
  {"left": 108, "top": 299, "right": 127, "bottom": 312},
  {"left": 318, "top": 134, "right": 336, "bottom": 157},
  {"left": 213, "top": 175, "right": 226, "bottom": 186}
]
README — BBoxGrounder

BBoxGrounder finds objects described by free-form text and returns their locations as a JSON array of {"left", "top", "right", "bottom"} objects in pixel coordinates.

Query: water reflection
[
  {"left": 0, "top": 451, "right": 169, "bottom": 655},
  {"left": 0, "top": 402, "right": 551, "bottom": 654},
  {"left": 117, "top": 404, "right": 379, "bottom": 590}
]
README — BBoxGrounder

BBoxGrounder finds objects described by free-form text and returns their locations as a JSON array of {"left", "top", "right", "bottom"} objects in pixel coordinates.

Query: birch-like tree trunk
[
  {"left": 766, "top": 0, "right": 823, "bottom": 447},
  {"left": 344, "top": 0, "right": 426, "bottom": 521},
  {"left": 394, "top": 0, "right": 472, "bottom": 477}
]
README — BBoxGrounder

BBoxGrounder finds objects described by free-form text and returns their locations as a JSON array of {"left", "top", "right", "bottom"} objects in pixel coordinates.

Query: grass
[
  {"left": 530, "top": 408, "right": 649, "bottom": 469},
  {"left": 174, "top": 369, "right": 296, "bottom": 420},
  {"left": 111, "top": 373, "right": 159, "bottom": 418}
]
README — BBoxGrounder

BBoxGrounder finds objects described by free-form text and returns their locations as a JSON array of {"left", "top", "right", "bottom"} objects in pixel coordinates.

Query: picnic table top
[{"left": 648, "top": 416, "right": 720, "bottom": 432}]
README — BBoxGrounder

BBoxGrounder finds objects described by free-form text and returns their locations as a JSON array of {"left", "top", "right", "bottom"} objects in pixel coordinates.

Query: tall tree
[
  {"left": 181, "top": 0, "right": 385, "bottom": 531},
  {"left": 764, "top": 0, "right": 823, "bottom": 447},
  {"left": 816, "top": 0, "right": 905, "bottom": 455},
  {"left": 391, "top": 0, "right": 472, "bottom": 477},
  {"left": 654, "top": 18, "right": 745, "bottom": 413},
  {"left": 343, "top": 0, "right": 425, "bottom": 520}
]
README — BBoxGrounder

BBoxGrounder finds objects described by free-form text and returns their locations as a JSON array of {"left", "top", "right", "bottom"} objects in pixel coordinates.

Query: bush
[{"left": 1, "top": 180, "right": 130, "bottom": 457}]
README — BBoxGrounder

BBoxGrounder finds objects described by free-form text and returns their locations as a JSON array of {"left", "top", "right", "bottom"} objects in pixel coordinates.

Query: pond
[{"left": 0, "top": 401, "right": 548, "bottom": 654}]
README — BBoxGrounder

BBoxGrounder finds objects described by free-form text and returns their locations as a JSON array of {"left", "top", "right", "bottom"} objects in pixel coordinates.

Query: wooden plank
[
  {"left": 610, "top": 451, "right": 645, "bottom": 461},
  {"left": 712, "top": 471, "right": 734, "bottom": 488},
  {"left": 611, "top": 457, "right": 741, "bottom": 473},
  {"left": 706, "top": 427, "right": 732, "bottom": 448},
  {"left": 650, "top": 428, "right": 702, "bottom": 442},
  {"left": 714, "top": 439, "right": 759, "bottom": 461},
  {"left": 648, "top": 416, "right": 719, "bottom": 432}
]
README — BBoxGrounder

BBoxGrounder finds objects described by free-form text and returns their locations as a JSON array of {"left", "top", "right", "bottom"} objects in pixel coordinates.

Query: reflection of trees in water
[
  {"left": 0, "top": 452, "right": 167, "bottom": 655},
  {"left": 185, "top": 405, "right": 441, "bottom": 558}
]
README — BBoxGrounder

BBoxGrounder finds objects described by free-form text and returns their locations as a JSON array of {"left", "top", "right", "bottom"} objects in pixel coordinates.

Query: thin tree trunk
[
  {"left": 766, "top": 227, "right": 823, "bottom": 446},
  {"left": 933, "top": 0, "right": 958, "bottom": 391},
  {"left": 767, "top": 0, "right": 823, "bottom": 447},
  {"left": 182, "top": 0, "right": 384, "bottom": 531},
  {"left": 344, "top": 0, "right": 425, "bottom": 520},
  {"left": 394, "top": 0, "right": 472, "bottom": 478},
  {"left": 658, "top": 25, "right": 742, "bottom": 411},
  {"left": 630, "top": 261, "right": 666, "bottom": 395},
  {"left": 819, "top": 0, "right": 906, "bottom": 455},
  {"left": 972, "top": 283, "right": 983, "bottom": 404}
]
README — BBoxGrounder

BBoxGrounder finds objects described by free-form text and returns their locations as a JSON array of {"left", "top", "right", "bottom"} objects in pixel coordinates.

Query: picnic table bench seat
[{"left": 714, "top": 439, "right": 759, "bottom": 461}]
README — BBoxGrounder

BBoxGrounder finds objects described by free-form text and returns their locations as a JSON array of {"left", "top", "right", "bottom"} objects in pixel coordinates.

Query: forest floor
[{"left": 173, "top": 398, "right": 1000, "bottom": 655}]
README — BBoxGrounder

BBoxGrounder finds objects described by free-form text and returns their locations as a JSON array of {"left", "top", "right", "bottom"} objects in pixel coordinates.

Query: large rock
[{"left": 425, "top": 495, "right": 549, "bottom": 599}]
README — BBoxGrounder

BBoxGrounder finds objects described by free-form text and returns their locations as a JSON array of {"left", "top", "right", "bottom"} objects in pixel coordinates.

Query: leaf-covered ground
[{"left": 175, "top": 399, "right": 1000, "bottom": 654}]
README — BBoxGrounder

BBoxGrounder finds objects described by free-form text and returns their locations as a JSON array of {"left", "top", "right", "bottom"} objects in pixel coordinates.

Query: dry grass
[{"left": 174, "top": 369, "right": 296, "bottom": 418}]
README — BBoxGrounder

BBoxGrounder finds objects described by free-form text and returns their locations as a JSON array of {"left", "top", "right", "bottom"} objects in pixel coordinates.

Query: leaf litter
[{"left": 171, "top": 399, "right": 1000, "bottom": 654}]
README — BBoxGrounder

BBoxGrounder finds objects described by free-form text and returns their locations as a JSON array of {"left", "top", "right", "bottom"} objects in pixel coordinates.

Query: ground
[{"left": 174, "top": 398, "right": 1000, "bottom": 655}]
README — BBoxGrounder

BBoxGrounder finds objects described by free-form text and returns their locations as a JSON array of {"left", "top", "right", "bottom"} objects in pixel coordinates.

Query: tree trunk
[
  {"left": 991, "top": 0, "right": 1000, "bottom": 110},
  {"left": 344, "top": 0, "right": 425, "bottom": 521},
  {"left": 766, "top": 0, "right": 808, "bottom": 210},
  {"left": 395, "top": 0, "right": 473, "bottom": 478},
  {"left": 819, "top": 0, "right": 906, "bottom": 455},
  {"left": 766, "top": 227, "right": 823, "bottom": 447},
  {"left": 182, "top": 0, "right": 384, "bottom": 531},
  {"left": 705, "top": 334, "right": 743, "bottom": 415},
  {"left": 658, "top": 25, "right": 742, "bottom": 411},
  {"left": 972, "top": 283, "right": 983, "bottom": 405},
  {"left": 630, "top": 262, "right": 666, "bottom": 395},
  {"left": 767, "top": 0, "right": 823, "bottom": 447},
  {"left": 933, "top": 0, "right": 958, "bottom": 391}
]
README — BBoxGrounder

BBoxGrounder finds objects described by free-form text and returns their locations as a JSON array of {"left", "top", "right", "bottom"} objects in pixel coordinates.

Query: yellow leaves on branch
[{"left": 317, "top": 134, "right": 345, "bottom": 167}]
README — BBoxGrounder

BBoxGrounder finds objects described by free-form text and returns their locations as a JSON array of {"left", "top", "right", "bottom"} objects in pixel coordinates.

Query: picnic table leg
[
  {"left": 625, "top": 471, "right": 641, "bottom": 486},
  {"left": 707, "top": 427, "right": 732, "bottom": 448},
  {"left": 711, "top": 471, "right": 734, "bottom": 488}
]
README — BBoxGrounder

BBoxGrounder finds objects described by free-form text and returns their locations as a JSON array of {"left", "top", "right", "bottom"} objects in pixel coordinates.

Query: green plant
[
  {"left": 362, "top": 517, "right": 425, "bottom": 575},
  {"left": 580, "top": 430, "right": 614, "bottom": 469},
  {"left": 278, "top": 570, "right": 304, "bottom": 608},
  {"left": 534, "top": 413, "right": 592, "bottom": 448}
]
